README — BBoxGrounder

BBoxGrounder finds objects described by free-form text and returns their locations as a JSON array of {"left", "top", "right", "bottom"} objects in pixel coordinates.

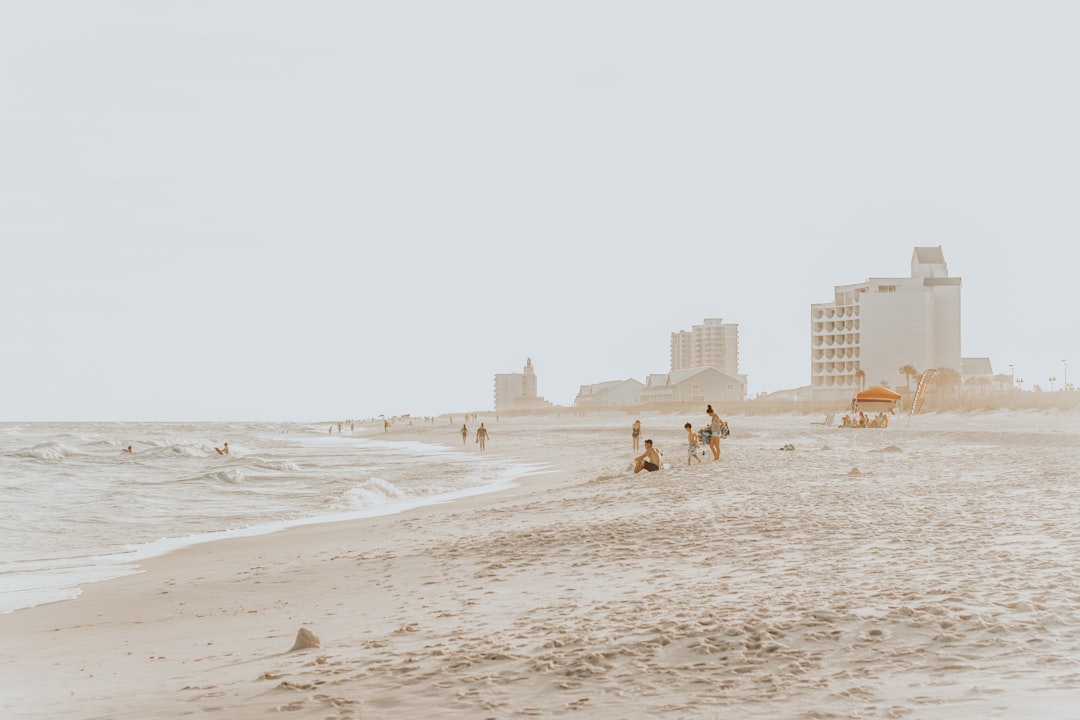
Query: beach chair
[{"left": 810, "top": 412, "right": 835, "bottom": 427}]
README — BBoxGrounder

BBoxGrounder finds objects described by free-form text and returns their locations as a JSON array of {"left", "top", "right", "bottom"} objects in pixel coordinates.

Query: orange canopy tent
[
  {"left": 855, "top": 386, "right": 901, "bottom": 402},
  {"left": 852, "top": 385, "right": 902, "bottom": 411}
]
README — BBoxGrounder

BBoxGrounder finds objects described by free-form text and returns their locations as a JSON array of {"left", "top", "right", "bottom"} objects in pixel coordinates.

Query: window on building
[{"left": 877, "top": 285, "right": 896, "bottom": 293}]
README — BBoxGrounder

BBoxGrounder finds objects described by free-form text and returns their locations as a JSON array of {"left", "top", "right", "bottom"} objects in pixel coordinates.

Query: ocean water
[{"left": 0, "top": 421, "right": 541, "bottom": 614}]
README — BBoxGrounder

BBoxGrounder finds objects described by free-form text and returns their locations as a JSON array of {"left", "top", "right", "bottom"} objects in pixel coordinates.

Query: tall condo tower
[{"left": 670, "top": 318, "right": 740, "bottom": 376}]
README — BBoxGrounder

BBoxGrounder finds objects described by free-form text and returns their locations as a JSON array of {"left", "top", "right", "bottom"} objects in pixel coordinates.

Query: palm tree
[
  {"left": 899, "top": 364, "right": 919, "bottom": 394},
  {"left": 935, "top": 367, "right": 963, "bottom": 398}
]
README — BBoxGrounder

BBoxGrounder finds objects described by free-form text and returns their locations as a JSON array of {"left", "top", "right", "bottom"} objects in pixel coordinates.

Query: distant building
[
  {"left": 757, "top": 386, "right": 812, "bottom": 402},
  {"left": 962, "top": 357, "right": 995, "bottom": 395},
  {"left": 670, "top": 318, "right": 740, "bottom": 376},
  {"left": 811, "top": 246, "right": 962, "bottom": 402},
  {"left": 641, "top": 367, "right": 746, "bottom": 405},
  {"left": 493, "top": 358, "right": 552, "bottom": 413},
  {"left": 573, "top": 378, "right": 645, "bottom": 409},
  {"left": 961, "top": 357, "right": 993, "bottom": 379}
]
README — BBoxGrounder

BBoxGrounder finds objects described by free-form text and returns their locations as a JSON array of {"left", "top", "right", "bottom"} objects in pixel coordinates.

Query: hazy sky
[{"left": 3, "top": 2, "right": 1078, "bottom": 421}]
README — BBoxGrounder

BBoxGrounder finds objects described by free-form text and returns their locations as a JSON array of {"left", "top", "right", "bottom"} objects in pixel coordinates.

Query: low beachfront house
[
  {"left": 640, "top": 367, "right": 746, "bottom": 406},
  {"left": 961, "top": 357, "right": 996, "bottom": 395},
  {"left": 573, "top": 378, "right": 645, "bottom": 409}
]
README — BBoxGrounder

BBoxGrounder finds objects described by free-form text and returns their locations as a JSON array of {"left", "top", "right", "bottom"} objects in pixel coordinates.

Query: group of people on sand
[
  {"left": 460, "top": 422, "right": 489, "bottom": 451},
  {"left": 840, "top": 411, "right": 889, "bottom": 428},
  {"left": 631, "top": 405, "right": 729, "bottom": 473}
]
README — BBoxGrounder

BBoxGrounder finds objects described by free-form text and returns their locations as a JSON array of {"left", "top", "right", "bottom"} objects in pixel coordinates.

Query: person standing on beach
[
  {"left": 632, "top": 420, "right": 642, "bottom": 451},
  {"left": 706, "top": 405, "right": 723, "bottom": 460},
  {"left": 476, "top": 422, "right": 489, "bottom": 451},
  {"left": 461, "top": 423, "right": 468, "bottom": 445},
  {"left": 684, "top": 423, "right": 702, "bottom": 465},
  {"left": 633, "top": 439, "right": 662, "bottom": 473}
]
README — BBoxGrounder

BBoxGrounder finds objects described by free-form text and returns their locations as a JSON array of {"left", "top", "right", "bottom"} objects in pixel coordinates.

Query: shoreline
[
  {"left": 4, "top": 412, "right": 1079, "bottom": 719},
  {"left": 0, "top": 420, "right": 587, "bottom": 717},
  {"left": 0, "top": 423, "right": 548, "bottom": 616}
]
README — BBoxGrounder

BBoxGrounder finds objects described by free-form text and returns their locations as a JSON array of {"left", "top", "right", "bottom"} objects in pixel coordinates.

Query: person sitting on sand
[
  {"left": 684, "top": 423, "right": 702, "bottom": 465},
  {"left": 215, "top": 442, "right": 229, "bottom": 455},
  {"left": 122, "top": 445, "right": 133, "bottom": 453},
  {"left": 633, "top": 439, "right": 662, "bottom": 474}
]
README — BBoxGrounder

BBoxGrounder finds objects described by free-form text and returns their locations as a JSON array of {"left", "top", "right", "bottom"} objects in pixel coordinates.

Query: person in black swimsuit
[{"left": 633, "top": 439, "right": 662, "bottom": 474}]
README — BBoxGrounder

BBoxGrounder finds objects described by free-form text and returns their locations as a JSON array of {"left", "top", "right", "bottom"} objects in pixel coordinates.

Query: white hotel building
[{"left": 811, "top": 246, "right": 962, "bottom": 401}]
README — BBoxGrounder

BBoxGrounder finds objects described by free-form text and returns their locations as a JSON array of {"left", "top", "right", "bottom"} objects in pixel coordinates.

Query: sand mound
[{"left": 289, "top": 627, "right": 321, "bottom": 651}]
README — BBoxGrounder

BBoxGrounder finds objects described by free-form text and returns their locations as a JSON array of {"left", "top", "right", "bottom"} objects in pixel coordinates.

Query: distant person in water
[
  {"left": 215, "top": 442, "right": 229, "bottom": 455},
  {"left": 461, "top": 424, "right": 468, "bottom": 445},
  {"left": 476, "top": 423, "right": 489, "bottom": 451}
]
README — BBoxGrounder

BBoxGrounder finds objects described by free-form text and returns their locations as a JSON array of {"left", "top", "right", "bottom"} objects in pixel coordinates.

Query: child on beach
[{"left": 684, "top": 423, "right": 702, "bottom": 465}]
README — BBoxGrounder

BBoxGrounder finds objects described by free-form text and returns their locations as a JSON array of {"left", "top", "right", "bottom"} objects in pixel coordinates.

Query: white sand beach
[{"left": 3, "top": 411, "right": 1080, "bottom": 719}]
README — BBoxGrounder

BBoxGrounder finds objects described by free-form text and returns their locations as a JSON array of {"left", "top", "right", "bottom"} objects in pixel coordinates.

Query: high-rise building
[
  {"left": 493, "top": 358, "right": 551, "bottom": 413},
  {"left": 811, "top": 246, "right": 962, "bottom": 400},
  {"left": 670, "top": 318, "right": 740, "bottom": 375}
]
